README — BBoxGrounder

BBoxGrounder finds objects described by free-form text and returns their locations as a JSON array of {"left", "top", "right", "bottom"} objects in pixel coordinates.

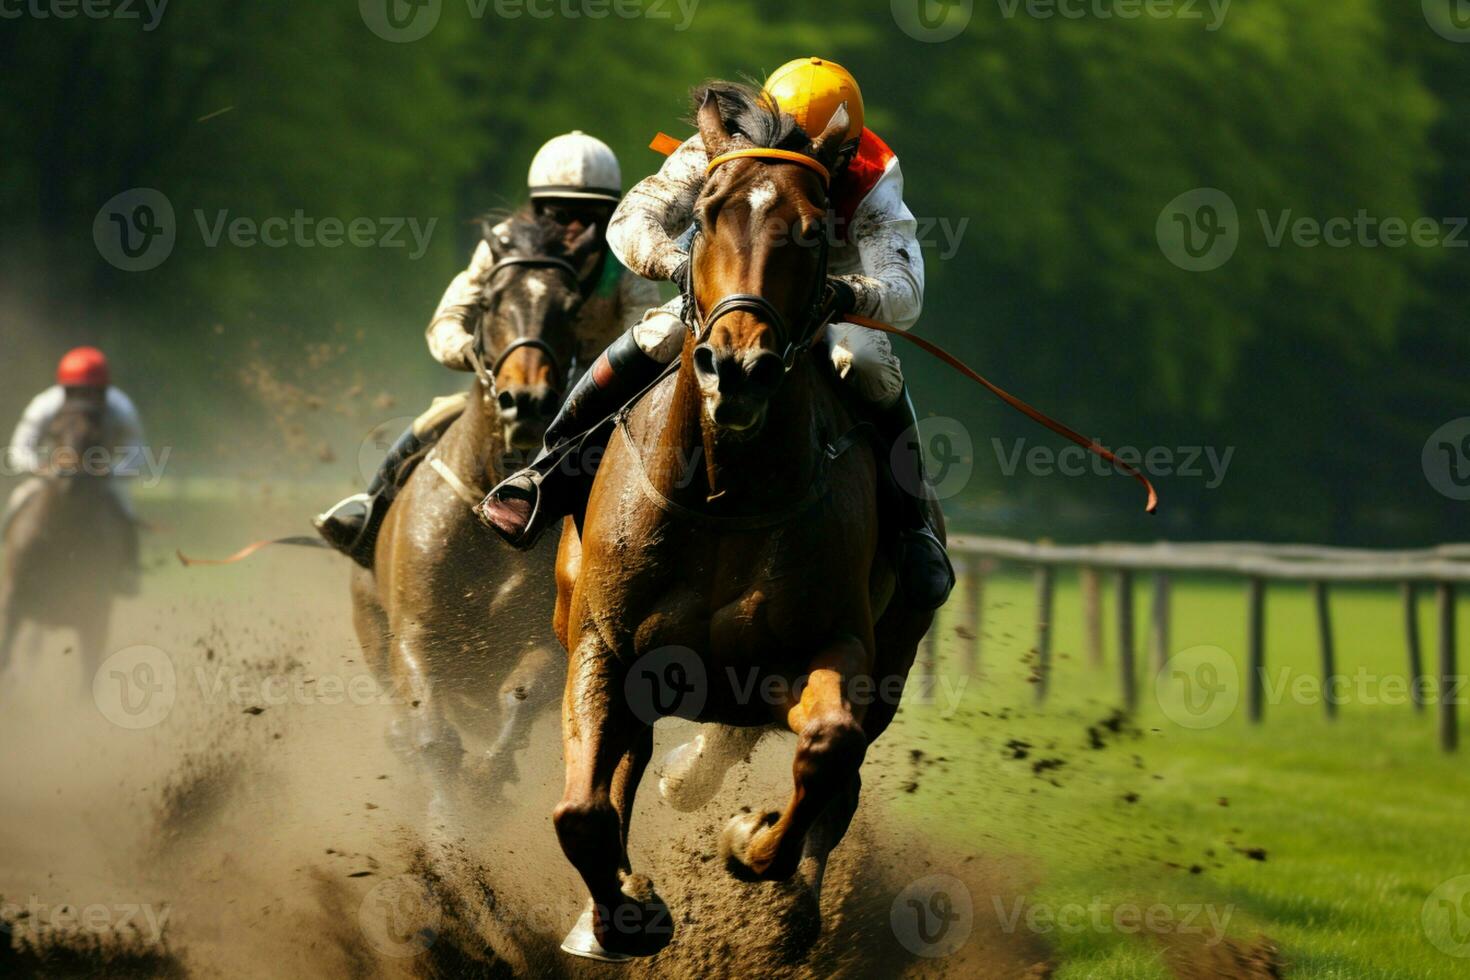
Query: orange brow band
[{"left": 706, "top": 148, "right": 831, "bottom": 186}]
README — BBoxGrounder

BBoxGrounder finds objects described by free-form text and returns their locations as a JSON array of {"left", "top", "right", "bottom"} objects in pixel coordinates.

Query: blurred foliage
[{"left": 0, "top": 0, "right": 1463, "bottom": 543}]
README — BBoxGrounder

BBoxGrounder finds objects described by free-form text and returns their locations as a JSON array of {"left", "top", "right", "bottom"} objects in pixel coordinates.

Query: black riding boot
[
  {"left": 478, "top": 331, "right": 665, "bottom": 548},
  {"left": 875, "top": 386, "right": 955, "bottom": 611},
  {"left": 314, "top": 424, "right": 428, "bottom": 567}
]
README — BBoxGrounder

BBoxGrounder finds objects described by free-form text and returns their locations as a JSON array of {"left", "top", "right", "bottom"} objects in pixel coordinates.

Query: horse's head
[
  {"left": 477, "top": 211, "right": 603, "bottom": 451},
  {"left": 45, "top": 391, "right": 108, "bottom": 480},
  {"left": 687, "top": 83, "right": 850, "bottom": 435}
]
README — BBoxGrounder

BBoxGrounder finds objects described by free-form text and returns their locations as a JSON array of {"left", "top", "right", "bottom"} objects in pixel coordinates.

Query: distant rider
[{"left": 5, "top": 346, "right": 146, "bottom": 594}]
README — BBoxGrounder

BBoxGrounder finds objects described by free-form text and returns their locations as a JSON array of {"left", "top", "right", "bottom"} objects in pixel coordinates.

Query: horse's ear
[
  {"left": 483, "top": 218, "right": 514, "bottom": 260},
  {"left": 808, "top": 102, "right": 851, "bottom": 169},
  {"left": 697, "top": 90, "right": 731, "bottom": 157}
]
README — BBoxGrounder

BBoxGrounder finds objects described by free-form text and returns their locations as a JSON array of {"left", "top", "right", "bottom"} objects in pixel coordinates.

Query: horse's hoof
[
  {"left": 560, "top": 901, "right": 632, "bottom": 963},
  {"left": 658, "top": 735, "right": 723, "bottom": 812},
  {"left": 564, "top": 876, "right": 674, "bottom": 960},
  {"left": 719, "top": 810, "right": 782, "bottom": 882}
]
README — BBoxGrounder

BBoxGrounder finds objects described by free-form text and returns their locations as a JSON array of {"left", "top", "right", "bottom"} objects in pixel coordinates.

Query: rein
[{"left": 685, "top": 145, "right": 1160, "bottom": 514}]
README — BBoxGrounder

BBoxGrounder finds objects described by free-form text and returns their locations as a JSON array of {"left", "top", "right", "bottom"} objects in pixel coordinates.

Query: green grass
[{"left": 891, "top": 570, "right": 1470, "bottom": 979}]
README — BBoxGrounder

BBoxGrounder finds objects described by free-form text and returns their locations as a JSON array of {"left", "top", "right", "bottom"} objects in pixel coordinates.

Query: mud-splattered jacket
[
  {"left": 606, "top": 129, "right": 925, "bottom": 330},
  {"left": 425, "top": 222, "right": 663, "bottom": 372}
]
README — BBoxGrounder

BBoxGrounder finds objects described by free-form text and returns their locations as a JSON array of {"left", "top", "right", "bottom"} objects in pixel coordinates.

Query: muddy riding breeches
[{"left": 630, "top": 304, "right": 906, "bottom": 409}]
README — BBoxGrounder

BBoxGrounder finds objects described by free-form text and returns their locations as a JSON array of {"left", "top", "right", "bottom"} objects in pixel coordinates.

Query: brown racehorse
[
  {"left": 549, "top": 84, "right": 940, "bottom": 959},
  {"left": 0, "top": 394, "right": 135, "bottom": 688},
  {"left": 351, "top": 211, "right": 612, "bottom": 826}
]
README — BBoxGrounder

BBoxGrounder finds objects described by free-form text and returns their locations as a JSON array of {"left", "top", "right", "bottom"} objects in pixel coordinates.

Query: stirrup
[
  {"left": 314, "top": 493, "right": 378, "bottom": 567},
  {"left": 475, "top": 470, "right": 547, "bottom": 550}
]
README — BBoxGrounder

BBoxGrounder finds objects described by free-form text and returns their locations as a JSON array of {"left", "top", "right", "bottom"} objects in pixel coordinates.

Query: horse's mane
[
  {"left": 479, "top": 204, "right": 576, "bottom": 257},
  {"left": 688, "top": 80, "right": 809, "bottom": 152}
]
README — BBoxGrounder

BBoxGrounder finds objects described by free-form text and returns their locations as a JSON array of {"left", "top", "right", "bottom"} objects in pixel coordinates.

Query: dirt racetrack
[{"left": 0, "top": 497, "right": 1059, "bottom": 980}]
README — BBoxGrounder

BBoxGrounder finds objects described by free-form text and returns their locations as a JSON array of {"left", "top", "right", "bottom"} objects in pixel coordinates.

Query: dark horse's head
[
  {"left": 45, "top": 390, "right": 109, "bottom": 485},
  {"left": 476, "top": 209, "right": 604, "bottom": 451},
  {"left": 688, "top": 81, "right": 850, "bottom": 435}
]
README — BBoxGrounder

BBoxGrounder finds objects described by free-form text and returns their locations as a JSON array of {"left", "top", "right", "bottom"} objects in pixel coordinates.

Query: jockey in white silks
[
  {"left": 480, "top": 58, "right": 953, "bottom": 610},
  {"left": 313, "top": 131, "right": 661, "bottom": 566}
]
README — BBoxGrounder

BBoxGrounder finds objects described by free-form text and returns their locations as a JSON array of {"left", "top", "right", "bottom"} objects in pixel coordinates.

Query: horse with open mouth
[
  {"left": 547, "top": 84, "right": 941, "bottom": 960},
  {"left": 351, "top": 209, "right": 610, "bottom": 825}
]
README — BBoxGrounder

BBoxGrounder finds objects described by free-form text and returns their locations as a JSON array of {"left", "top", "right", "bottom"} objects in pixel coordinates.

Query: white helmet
[{"left": 527, "top": 131, "right": 621, "bottom": 203}]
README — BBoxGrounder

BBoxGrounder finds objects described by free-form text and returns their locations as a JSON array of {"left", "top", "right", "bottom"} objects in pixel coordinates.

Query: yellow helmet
[{"left": 763, "top": 57, "right": 865, "bottom": 145}]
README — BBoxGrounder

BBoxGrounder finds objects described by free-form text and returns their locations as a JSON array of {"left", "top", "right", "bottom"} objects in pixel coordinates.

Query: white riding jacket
[
  {"left": 8, "top": 386, "right": 145, "bottom": 479},
  {"left": 607, "top": 130, "right": 925, "bottom": 331},
  {"left": 425, "top": 222, "right": 663, "bottom": 371}
]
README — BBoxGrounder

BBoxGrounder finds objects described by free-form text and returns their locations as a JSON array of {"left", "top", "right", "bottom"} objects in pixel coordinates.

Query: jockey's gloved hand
[
  {"left": 824, "top": 277, "right": 858, "bottom": 321},
  {"left": 454, "top": 338, "right": 479, "bottom": 372}
]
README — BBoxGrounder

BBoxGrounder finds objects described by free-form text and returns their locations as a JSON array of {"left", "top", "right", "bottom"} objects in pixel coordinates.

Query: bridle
[
  {"left": 680, "top": 147, "right": 835, "bottom": 370},
  {"left": 472, "top": 253, "right": 589, "bottom": 398}
]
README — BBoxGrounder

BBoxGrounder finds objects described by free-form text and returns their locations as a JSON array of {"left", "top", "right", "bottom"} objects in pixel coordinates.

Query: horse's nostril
[
  {"left": 746, "top": 353, "right": 785, "bottom": 392},
  {"left": 693, "top": 345, "right": 717, "bottom": 379},
  {"left": 497, "top": 391, "right": 516, "bottom": 413}
]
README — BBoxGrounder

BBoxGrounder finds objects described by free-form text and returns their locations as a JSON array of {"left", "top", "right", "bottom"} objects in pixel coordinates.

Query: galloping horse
[
  {"left": 549, "top": 84, "right": 940, "bottom": 959},
  {"left": 0, "top": 394, "right": 135, "bottom": 686},
  {"left": 351, "top": 211, "right": 612, "bottom": 820}
]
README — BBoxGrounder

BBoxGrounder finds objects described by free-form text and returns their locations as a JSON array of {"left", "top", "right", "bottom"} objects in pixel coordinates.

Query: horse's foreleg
[
  {"left": 658, "top": 723, "right": 765, "bottom": 812},
  {"left": 386, "top": 631, "right": 464, "bottom": 833},
  {"left": 479, "top": 645, "right": 561, "bottom": 795},
  {"left": 554, "top": 638, "right": 672, "bottom": 959},
  {"left": 720, "top": 635, "right": 869, "bottom": 885}
]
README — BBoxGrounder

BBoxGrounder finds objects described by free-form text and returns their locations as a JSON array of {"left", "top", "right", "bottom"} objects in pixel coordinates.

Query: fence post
[
  {"left": 1150, "top": 573, "right": 1172, "bottom": 672},
  {"left": 967, "top": 558, "right": 985, "bottom": 676},
  {"left": 1439, "top": 583, "right": 1458, "bottom": 753},
  {"left": 1404, "top": 582, "right": 1425, "bottom": 713},
  {"left": 1247, "top": 577, "right": 1266, "bottom": 723},
  {"left": 1117, "top": 569, "right": 1136, "bottom": 711},
  {"left": 1035, "top": 565, "right": 1055, "bottom": 703},
  {"left": 1081, "top": 566, "right": 1103, "bottom": 667},
  {"left": 1313, "top": 581, "right": 1337, "bottom": 720}
]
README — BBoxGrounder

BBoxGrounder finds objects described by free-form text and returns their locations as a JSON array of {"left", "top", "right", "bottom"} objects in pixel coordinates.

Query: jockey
[
  {"left": 5, "top": 347, "right": 145, "bottom": 593},
  {"left": 481, "top": 58, "right": 954, "bottom": 610},
  {"left": 314, "top": 131, "right": 662, "bottom": 565}
]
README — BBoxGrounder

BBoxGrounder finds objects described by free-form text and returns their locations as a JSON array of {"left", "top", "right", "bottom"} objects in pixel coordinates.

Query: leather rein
[{"left": 678, "top": 146, "right": 1159, "bottom": 514}]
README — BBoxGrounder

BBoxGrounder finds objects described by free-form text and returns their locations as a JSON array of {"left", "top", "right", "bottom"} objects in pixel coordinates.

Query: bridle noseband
[
  {"left": 682, "top": 148, "right": 834, "bottom": 370},
  {"left": 474, "top": 254, "right": 587, "bottom": 397}
]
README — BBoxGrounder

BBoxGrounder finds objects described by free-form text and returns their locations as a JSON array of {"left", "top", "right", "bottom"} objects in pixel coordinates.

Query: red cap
[{"left": 57, "top": 346, "right": 110, "bottom": 388}]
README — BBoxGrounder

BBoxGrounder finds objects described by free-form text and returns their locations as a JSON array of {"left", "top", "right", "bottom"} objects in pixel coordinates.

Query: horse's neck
[
  {"left": 655, "top": 353, "right": 824, "bottom": 509},
  {"left": 438, "top": 381, "right": 504, "bottom": 489}
]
